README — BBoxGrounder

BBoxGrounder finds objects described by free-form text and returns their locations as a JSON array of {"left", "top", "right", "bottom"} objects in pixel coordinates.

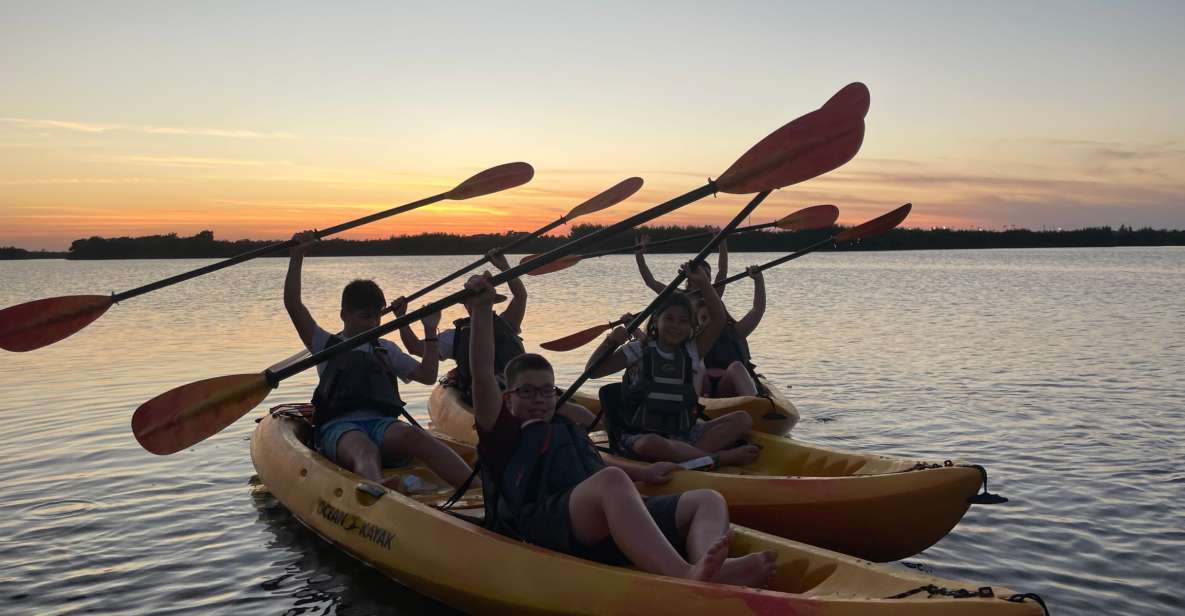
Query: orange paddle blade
[
  {"left": 520, "top": 253, "right": 582, "bottom": 276},
  {"left": 776, "top": 204, "right": 840, "bottom": 231},
  {"left": 836, "top": 203, "right": 912, "bottom": 242},
  {"left": 716, "top": 82, "right": 869, "bottom": 194},
  {"left": 0, "top": 294, "right": 113, "bottom": 352},
  {"left": 540, "top": 322, "right": 613, "bottom": 352},
  {"left": 132, "top": 373, "right": 274, "bottom": 455},
  {"left": 447, "top": 162, "right": 534, "bottom": 200},
  {"left": 566, "top": 177, "right": 644, "bottom": 219}
]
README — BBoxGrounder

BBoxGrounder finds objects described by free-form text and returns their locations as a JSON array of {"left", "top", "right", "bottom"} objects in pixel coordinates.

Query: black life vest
[
  {"left": 619, "top": 340, "right": 699, "bottom": 438},
  {"left": 310, "top": 335, "right": 406, "bottom": 427},
  {"left": 703, "top": 321, "right": 754, "bottom": 371},
  {"left": 450, "top": 314, "right": 525, "bottom": 396},
  {"left": 483, "top": 413, "right": 605, "bottom": 537}
]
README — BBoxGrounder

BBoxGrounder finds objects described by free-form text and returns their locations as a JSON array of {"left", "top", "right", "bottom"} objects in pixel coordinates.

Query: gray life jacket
[
  {"left": 450, "top": 314, "right": 525, "bottom": 400},
  {"left": 619, "top": 340, "right": 699, "bottom": 438}
]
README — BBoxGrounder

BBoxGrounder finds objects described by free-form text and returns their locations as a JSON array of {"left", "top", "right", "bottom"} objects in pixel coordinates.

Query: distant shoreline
[{"left": 3, "top": 225, "right": 1183, "bottom": 260}]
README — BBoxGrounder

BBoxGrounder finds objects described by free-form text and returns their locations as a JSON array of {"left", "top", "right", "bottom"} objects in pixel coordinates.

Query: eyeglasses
[{"left": 507, "top": 385, "right": 559, "bottom": 400}]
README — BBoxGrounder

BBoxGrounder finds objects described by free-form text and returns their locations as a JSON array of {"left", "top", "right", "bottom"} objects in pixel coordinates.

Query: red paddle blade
[
  {"left": 716, "top": 82, "right": 869, "bottom": 194},
  {"left": 132, "top": 373, "right": 274, "bottom": 455},
  {"left": 836, "top": 203, "right": 912, "bottom": 243},
  {"left": 446, "top": 162, "right": 534, "bottom": 200},
  {"left": 0, "top": 294, "right": 113, "bottom": 352},
  {"left": 540, "top": 322, "right": 612, "bottom": 352},
  {"left": 520, "top": 253, "right": 582, "bottom": 276},
  {"left": 776, "top": 204, "right": 840, "bottom": 231},
  {"left": 566, "top": 177, "right": 644, "bottom": 219}
]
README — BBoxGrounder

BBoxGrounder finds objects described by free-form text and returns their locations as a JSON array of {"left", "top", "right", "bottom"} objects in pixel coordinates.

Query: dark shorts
[{"left": 517, "top": 490, "right": 685, "bottom": 565}]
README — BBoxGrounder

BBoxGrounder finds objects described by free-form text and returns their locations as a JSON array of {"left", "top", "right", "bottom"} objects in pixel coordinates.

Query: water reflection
[{"left": 248, "top": 476, "right": 460, "bottom": 616}]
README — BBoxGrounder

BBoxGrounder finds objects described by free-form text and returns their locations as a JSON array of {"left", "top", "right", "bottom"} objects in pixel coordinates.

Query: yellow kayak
[
  {"left": 252, "top": 408, "right": 1046, "bottom": 615},
  {"left": 568, "top": 375, "right": 799, "bottom": 435},
  {"left": 430, "top": 383, "right": 986, "bottom": 562}
]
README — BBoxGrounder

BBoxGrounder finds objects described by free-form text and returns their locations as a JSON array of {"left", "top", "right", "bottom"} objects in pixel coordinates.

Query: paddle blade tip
[
  {"left": 836, "top": 203, "right": 912, "bottom": 242},
  {"left": 0, "top": 294, "right": 113, "bottom": 352},
  {"left": 132, "top": 372, "right": 274, "bottom": 455},
  {"left": 519, "top": 253, "right": 581, "bottom": 276},
  {"left": 447, "top": 162, "right": 535, "bottom": 200},
  {"left": 566, "top": 176, "right": 645, "bottom": 219},
  {"left": 715, "top": 82, "right": 870, "bottom": 194},
  {"left": 777, "top": 204, "right": 841, "bottom": 231}
]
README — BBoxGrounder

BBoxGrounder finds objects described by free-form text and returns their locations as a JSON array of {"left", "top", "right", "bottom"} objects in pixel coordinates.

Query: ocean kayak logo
[{"left": 317, "top": 499, "right": 394, "bottom": 550}]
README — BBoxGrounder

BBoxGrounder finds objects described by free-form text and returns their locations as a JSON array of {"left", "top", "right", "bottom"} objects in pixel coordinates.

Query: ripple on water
[{"left": 23, "top": 498, "right": 99, "bottom": 519}]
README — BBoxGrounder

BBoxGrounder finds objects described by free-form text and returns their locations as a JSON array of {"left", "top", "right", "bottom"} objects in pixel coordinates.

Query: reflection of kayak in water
[
  {"left": 428, "top": 384, "right": 993, "bottom": 562},
  {"left": 566, "top": 374, "right": 799, "bottom": 436},
  {"left": 253, "top": 407, "right": 1046, "bottom": 615}
]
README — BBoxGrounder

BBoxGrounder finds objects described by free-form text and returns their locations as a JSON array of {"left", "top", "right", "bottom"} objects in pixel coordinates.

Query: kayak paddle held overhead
[
  {"left": 538, "top": 203, "right": 841, "bottom": 352},
  {"left": 131, "top": 81, "right": 870, "bottom": 456},
  {"left": 0, "top": 162, "right": 534, "bottom": 353}
]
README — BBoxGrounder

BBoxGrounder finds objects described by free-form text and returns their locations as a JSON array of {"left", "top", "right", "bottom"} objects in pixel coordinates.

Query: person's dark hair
[
  {"left": 341, "top": 279, "right": 385, "bottom": 312},
  {"left": 504, "top": 353, "right": 553, "bottom": 387},
  {"left": 646, "top": 292, "right": 694, "bottom": 338}
]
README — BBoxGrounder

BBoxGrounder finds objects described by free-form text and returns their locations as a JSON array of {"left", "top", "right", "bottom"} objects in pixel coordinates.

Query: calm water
[{"left": 1, "top": 248, "right": 1183, "bottom": 614}]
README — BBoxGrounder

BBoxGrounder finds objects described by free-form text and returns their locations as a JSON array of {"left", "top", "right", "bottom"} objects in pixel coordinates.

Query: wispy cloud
[
  {"left": 0, "top": 117, "right": 298, "bottom": 140},
  {"left": 114, "top": 155, "right": 294, "bottom": 168},
  {"left": 0, "top": 177, "right": 156, "bottom": 186}
]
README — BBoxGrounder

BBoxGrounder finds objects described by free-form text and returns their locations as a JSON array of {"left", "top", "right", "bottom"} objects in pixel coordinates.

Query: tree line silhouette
[{"left": 2, "top": 224, "right": 1182, "bottom": 260}]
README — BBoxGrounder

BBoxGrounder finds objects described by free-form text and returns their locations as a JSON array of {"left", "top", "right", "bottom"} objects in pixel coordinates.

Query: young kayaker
[
  {"left": 635, "top": 234, "right": 729, "bottom": 297},
  {"left": 586, "top": 262, "right": 760, "bottom": 467},
  {"left": 284, "top": 231, "right": 474, "bottom": 490},
  {"left": 465, "top": 273, "right": 775, "bottom": 587},
  {"left": 397, "top": 250, "right": 525, "bottom": 398},
  {"left": 694, "top": 265, "right": 765, "bottom": 398},
  {"left": 398, "top": 250, "right": 596, "bottom": 427}
]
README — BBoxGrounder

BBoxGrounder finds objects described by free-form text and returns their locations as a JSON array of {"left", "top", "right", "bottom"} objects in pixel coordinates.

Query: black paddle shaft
[
  {"left": 400, "top": 215, "right": 571, "bottom": 304},
  {"left": 268, "top": 183, "right": 719, "bottom": 385},
  {"left": 686, "top": 233, "right": 837, "bottom": 298},
  {"left": 110, "top": 193, "right": 447, "bottom": 303},
  {"left": 557, "top": 190, "right": 771, "bottom": 409}
]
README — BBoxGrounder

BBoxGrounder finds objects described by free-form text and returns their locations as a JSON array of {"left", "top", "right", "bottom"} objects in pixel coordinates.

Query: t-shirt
[
  {"left": 476, "top": 402, "right": 528, "bottom": 485},
  {"left": 622, "top": 339, "right": 705, "bottom": 396},
  {"left": 308, "top": 326, "right": 420, "bottom": 422}
]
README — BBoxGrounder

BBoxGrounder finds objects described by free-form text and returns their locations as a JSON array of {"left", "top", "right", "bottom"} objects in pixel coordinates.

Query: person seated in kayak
[
  {"left": 284, "top": 231, "right": 474, "bottom": 490},
  {"left": 465, "top": 273, "right": 775, "bottom": 587},
  {"left": 635, "top": 234, "right": 729, "bottom": 298},
  {"left": 397, "top": 249, "right": 524, "bottom": 399},
  {"left": 694, "top": 265, "right": 765, "bottom": 398},
  {"left": 586, "top": 261, "right": 760, "bottom": 467},
  {"left": 397, "top": 250, "right": 596, "bottom": 428}
]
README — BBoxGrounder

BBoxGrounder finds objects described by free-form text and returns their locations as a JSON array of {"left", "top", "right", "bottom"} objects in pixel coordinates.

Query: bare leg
[
  {"left": 567, "top": 467, "right": 725, "bottom": 582},
  {"left": 382, "top": 422, "right": 475, "bottom": 489},
  {"left": 630, "top": 434, "right": 712, "bottom": 463},
  {"left": 714, "top": 362, "right": 759, "bottom": 397},
  {"left": 334, "top": 430, "right": 384, "bottom": 483},
  {"left": 675, "top": 490, "right": 777, "bottom": 588},
  {"left": 693, "top": 411, "right": 753, "bottom": 453}
]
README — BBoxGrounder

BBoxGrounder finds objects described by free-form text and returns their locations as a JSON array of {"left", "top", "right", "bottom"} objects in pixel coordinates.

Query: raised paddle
[
  {"left": 399, "top": 177, "right": 642, "bottom": 304},
  {"left": 688, "top": 202, "right": 913, "bottom": 296},
  {"left": 524, "top": 204, "right": 839, "bottom": 274},
  {"left": 267, "top": 178, "right": 643, "bottom": 371},
  {"left": 131, "top": 81, "right": 871, "bottom": 455},
  {"left": 538, "top": 204, "right": 841, "bottom": 352},
  {"left": 556, "top": 189, "right": 773, "bottom": 411},
  {"left": 0, "top": 163, "right": 535, "bottom": 353}
]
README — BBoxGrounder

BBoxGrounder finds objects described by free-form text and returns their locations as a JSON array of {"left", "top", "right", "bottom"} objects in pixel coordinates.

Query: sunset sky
[{"left": 2, "top": 2, "right": 1183, "bottom": 250}]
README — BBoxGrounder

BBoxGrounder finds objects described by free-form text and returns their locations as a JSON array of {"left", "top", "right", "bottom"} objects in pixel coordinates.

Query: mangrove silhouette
[{"left": 4, "top": 225, "right": 1183, "bottom": 260}]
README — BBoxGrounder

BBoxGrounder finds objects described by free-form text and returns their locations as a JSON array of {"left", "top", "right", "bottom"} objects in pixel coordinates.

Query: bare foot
[
  {"left": 717, "top": 444, "right": 761, "bottom": 467},
  {"left": 717, "top": 549, "right": 777, "bottom": 588},
  {"left": 687, "top": 533, "right": 730, "bottom": 582}
]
